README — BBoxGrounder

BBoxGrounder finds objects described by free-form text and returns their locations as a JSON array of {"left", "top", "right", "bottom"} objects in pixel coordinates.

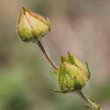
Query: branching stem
[
  {"left": 37, "top": 40, "right": 57, "bottom": 70},
  {"left": 36, "top": 39, "right": 102, "bottom": 110}
]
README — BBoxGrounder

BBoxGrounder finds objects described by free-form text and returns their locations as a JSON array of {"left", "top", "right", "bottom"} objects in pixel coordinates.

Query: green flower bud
[
  {"left": 53, "top": 52, "right": 90, "bottom": 93},
  {"left": 17, "top": 7, "right": 51, "bottom": 42}
]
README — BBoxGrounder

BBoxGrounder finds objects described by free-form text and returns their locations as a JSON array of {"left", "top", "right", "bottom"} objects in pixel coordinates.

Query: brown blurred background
[{"left": 0, "top": 0, "right": 110, "bottom": 110}]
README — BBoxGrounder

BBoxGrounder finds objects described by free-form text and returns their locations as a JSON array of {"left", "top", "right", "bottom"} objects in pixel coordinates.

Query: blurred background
[{"left": 0, "top": 0, "right": 110, "bottom": 110}]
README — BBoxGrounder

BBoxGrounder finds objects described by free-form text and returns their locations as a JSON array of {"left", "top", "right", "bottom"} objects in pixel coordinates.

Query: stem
[
  {"left": 37, "top": 40, "right": 57, "bottom": 70},
  {"left": 77, "top": 90, "right": 102, "bottom": 110}
]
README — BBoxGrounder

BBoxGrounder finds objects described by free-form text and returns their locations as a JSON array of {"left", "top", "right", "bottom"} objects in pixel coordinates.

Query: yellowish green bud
[
  {"left": 53, "top": 52, "right": 90, "bottom": 93},
  {"left": 17, "top": 7, "right": 51, "bottom": 42}
]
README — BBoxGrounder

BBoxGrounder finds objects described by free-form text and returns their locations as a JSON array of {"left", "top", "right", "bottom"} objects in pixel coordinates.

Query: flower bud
[
  {"left": 53, "top": 52, "right": 90, "bottom": 93},
  {"left": 17, "top": 7, "right": 51, "bottom": 42}
]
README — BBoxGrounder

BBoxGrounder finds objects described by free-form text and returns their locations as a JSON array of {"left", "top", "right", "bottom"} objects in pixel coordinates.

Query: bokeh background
[{"left": 0, "top": 0, "right": 110, "bottom": 110}]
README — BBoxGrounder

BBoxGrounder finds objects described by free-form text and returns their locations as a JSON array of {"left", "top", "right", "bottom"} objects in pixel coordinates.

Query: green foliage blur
[{"left": 0, "top": 0, "right": 110, "bottom": 110}]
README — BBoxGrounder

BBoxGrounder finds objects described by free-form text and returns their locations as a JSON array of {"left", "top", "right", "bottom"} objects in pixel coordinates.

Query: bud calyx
[
  {"left": 53, "top": 52, "right": 90, "bottom": 93},
  {"left": 17, "top": 7, "right": 51, "bottom": 42}
]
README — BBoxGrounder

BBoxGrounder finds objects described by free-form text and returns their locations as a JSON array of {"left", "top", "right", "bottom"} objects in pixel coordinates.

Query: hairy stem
[
  {"left": 77, "top": 90, "right": 102, "bottom": 110},
  {"left": 37, "top": 40, "right": 57, "bottom": 70}
]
